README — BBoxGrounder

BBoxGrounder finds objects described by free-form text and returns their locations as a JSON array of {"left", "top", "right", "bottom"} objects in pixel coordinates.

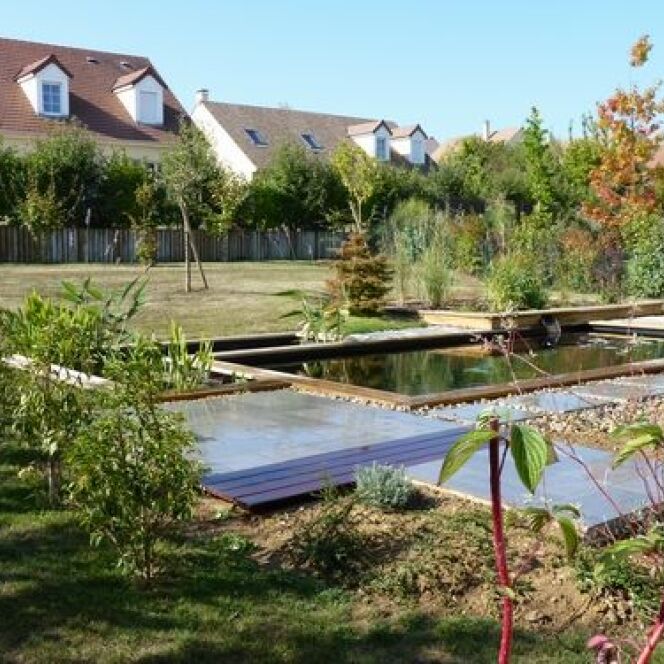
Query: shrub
[
  {"left": 450, "top": 214, "right": 486, "bottom": 275},
  {"left": 485, "top": 255, "right": 548, "bottom": 311},
  {"left": 67, "top": 342, "right": 201, "bottom": 582},
  {"left": 164, "top": 322, "right": 213, "bottom": 390},
  {"left": 625, "top": 223, "right": 664, "bottom": 298},
  {"left": 556, "top": 227, "right": 598, "bottom": 294},
  {"left": 286, "top": 489, "right": 366, "bottom": 584},
  {"left": 328, "top": 231, "right": 393, "bottom": 314},
  {"left": 354, "top": 463, "right": 416, "bottom": 510},
  {"left": 416, "top": 229, "right": 453, "bottom": 309}
]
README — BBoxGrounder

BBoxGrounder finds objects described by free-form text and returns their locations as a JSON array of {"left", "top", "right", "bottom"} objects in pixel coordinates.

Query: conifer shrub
[{"left": 328, "top": 231, "right": 393, "bottom": 314}]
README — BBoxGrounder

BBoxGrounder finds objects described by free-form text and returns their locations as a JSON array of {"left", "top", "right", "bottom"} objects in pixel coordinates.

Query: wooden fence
[{"left": 0, "top": 226, "right": 345, "bottom": 263}]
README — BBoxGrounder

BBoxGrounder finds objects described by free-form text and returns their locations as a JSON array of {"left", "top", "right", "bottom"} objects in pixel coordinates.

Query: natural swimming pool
[{"left": 267, "top": 334, "right": 664, "bottom": 396}]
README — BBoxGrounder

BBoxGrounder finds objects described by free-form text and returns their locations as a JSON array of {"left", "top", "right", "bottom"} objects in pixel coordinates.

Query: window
[
  {"left": 376, "top": 135, "right": 388, "bottom": 160},
  {"left": 244, "top": 128, "right": 268, "bottom": 146},
  {"left": 301, "top": 132, "right": 323, "bottom": 150},
  {"left": 139, "top": 90, "right": 158, "bottom": 124},
  {"left": 42, "top": 82, "right": 62, "bottom": 115},
  {"left": 411, "top": 138, "right": 424, "bottom": 164}
]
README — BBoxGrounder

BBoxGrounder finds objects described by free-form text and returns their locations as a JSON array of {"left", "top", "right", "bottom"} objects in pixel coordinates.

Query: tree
[
  {"left": 0, "top": 140, "right": 25, "bottom": 222},
  {"left": 22, "top": 123, "right": 102, "bottom": 229},
  {"left": 161, "top": 121, "right": 225, "bottom": 292},
  {"left": 522, "top": 107, "right": 559, "bottom": 223},
  {"left": 331, "top": 141, "right": 380, "bottom": 231},
  {"left": 97, "top": 152, "right": 154, "bottom": 228},
  {"left": 67, "top": 339, "right": 201, "bottom": 582},
  {"left": 584, "top": 35, "right": 664, "bottom": 241},
  {"left": 244, "top": 143, "right": 346, "bottom": 243}
]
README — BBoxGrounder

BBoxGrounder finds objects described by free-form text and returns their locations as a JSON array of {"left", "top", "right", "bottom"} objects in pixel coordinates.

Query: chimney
[
  {"left": 195, "top": 88, "right": 210, "bottom": 105},
  {"left": 483, "top": 119, "right": 491, "bottom": 141}
]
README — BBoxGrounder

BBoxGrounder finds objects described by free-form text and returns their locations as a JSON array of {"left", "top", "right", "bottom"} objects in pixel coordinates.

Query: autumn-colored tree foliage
[{"left": 584, "top": 35, "right": 664, "bottom": 237}]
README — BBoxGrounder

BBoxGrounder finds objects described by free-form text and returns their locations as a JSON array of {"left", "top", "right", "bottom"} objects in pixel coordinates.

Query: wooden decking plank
[
  {"left": 203, "top": 428, "right": 467, "bottom": 485},
  {"left": 212, "top": 435, "right": 461, "bottom": 493},
  {"left": 208, "top": 444, "right": 455, "bottom": 504}
]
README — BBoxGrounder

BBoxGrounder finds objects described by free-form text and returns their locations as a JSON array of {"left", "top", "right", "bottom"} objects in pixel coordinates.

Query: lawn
[
  {"left": 0, "top": 262, "right": 420, "bottom": 339},
  {"left": 0, "top": 443, "right": 628, "bottom": 664}
]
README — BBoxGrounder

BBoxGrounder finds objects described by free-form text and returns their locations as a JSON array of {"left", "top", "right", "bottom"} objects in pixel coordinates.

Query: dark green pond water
[{"left": 270, "top": 335, "right": 664, "bottom": 395}]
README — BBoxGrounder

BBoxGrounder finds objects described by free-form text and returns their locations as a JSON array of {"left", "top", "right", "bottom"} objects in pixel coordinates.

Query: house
[
  {"left": 191, "top": 92, "right": 436, "bottom": 180},
  {"left": 0, "top": 37, "right": 186, "bottom": 163},
  {"left": 432, "top": 120, "right": 523, "bottom": 163}
]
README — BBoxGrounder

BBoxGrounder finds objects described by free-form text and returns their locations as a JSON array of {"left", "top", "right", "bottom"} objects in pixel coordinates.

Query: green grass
[
  {"left": 0, "top": 262, "right": 420, "bottom": 340},
  {"left": 1, "top": 443, "right": 652, "bottom": 664}
]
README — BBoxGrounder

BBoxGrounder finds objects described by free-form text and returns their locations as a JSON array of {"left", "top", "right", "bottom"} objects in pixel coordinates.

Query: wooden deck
[{"left": 203, "top": 426, "right": 470, "bottom": 508}]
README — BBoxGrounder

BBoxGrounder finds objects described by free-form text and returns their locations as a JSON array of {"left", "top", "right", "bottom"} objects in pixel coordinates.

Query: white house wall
[{"left": 192, "top": 103, "right": 256, "bottom": 179}]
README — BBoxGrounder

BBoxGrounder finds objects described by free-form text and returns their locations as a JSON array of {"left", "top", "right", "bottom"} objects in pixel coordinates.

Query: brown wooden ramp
[{"left": 203, "top": 426, "right": 470, "bottom": 508}]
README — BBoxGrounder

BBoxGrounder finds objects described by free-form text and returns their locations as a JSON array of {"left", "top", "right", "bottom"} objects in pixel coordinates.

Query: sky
[{"left": 3, "top": 0, "right": 664, "bottom": 142}]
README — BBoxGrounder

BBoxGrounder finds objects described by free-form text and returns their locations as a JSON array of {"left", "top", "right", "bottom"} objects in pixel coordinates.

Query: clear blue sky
[{"left": 3, "top": 0, "right": 664, "bottom": 141}]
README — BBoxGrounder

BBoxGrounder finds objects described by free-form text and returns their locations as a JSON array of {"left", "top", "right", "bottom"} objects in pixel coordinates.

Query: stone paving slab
[
  {"left": 428, "top": 402, "right": 531, "bottom": 425},
  {"left": 407, "top": 442, "right": 654, "bottom": 533},
  {"left": 165, "top": 390, "right": 458, "bottom": 475},
  {"left": 572, "top": 380, "right": 654, "bottom": 403},
  {"left": 499, "top": 390, "right": 608, "bottom": 414}
]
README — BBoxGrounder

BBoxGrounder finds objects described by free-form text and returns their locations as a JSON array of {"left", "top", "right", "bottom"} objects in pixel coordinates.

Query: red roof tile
[{"left": 0, "top": 37, "right": 185, "bottom": 144}]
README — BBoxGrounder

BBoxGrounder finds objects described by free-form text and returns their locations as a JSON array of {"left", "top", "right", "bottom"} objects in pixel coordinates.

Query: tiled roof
[
  {"left": 346, "top": 120, "right": 391, "bottom": 136},
  {"left": 112, "top": 65, "right": 168, "bottom": 92},
  {"left": 391, "top": 124, "right": 427, "bottom": 139},
  {"left": 0, "top": 36, "right": 185, "bottom": 144},
  {"left": 15, "top": 53, "right": 73, "bottom": 81},
  {"left": 200, "top": 101, "right": 378, "bottom": 169}
]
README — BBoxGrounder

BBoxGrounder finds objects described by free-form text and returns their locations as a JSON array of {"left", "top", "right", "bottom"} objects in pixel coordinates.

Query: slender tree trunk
[
  {"left": 47, "top": 455, "right": 61, "bottom": 506},
  {"left": 179, "top": 201, "right": 192, "bottom": 292},
  {"left": 636, "top": 599, "right": 664, "bottom": 664},
  {"left": 179, "top": 201, "right": 208, "bottom": 291},
  {"left": 188, "top": 231, "right": 209, "bottom": 290},
  {"left": 489, "top": 418, "right": 513, "bottom": 664}
]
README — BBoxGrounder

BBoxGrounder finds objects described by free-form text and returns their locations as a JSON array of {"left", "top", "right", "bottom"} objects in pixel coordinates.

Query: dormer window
[
  {"left": 301, "top": 132, "right": 323, "bottom": 151},
  {"left": 245, "top": 128, "right": 268, "bottom": 146},
  {"left": 42, "top": 82, "right": 62, "bottom": 115},
  {"left": 15, "top": 54, "right": 72, "bottom": 118},
  {"left": 113, "top": 66, "right": 165, "bottom": 126},
  {"left": 376, "top": 136, "right": 388, "bottom": 160}
]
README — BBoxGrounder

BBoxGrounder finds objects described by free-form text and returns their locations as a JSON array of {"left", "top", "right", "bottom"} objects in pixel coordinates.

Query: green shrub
[
  {"left": 416, "top": 227, "right": 453, "bottom": 309},
  {"left": 285, "top": 489, "right": 366, "bottom": 584},
  {"left": 67, "top": 342, "right": 201, "bottom": 582},
  {"left": 626, "top": 224, "right": 664, "bottom": 298},
  {"left": 450, "top": 214, "right": 486, "bottom": 275},
  {"left": 328, "top": 232, "right": 393, "bottom": 315},
  {"left": 354, "top": 463, "right": 416, "bottom": 510},
  {"left": 164, "top": 322, "right": 213, "bottom": 390},
  {"left": 485, "top": 255, "right": 548, "bottom": 311}
]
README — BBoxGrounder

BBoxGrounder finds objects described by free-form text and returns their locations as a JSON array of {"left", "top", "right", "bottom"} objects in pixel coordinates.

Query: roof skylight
[
  {"left": 301, "top": 132, "right": 323, "bottom": 150},
  {"left": 244, "top": 128, "right": 268, "bottom": 146}
]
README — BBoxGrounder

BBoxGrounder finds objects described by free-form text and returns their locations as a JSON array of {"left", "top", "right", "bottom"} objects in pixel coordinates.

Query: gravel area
[{"left": 532, "top": 394, "right": 664, "bottom": 451}]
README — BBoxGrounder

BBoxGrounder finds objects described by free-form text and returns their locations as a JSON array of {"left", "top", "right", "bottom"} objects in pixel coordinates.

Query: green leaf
[
  {"left": 612, "top": 433, "right": 660, "bottom": 468},
  {"left": 510, "top": 424, "right": 548, "bottom": 493},
  {"left": 438, "top": 429, "right": 495, "bottom": 485},
  {"left": 611, "top": 423, "right": 663, "bottom": 440},
  {"left": 552, "top": 503, "right": 581, "bottom": 519},
  {"left": 600, "top": 537, "right": 654, "bottom": 562},
  {"left": 522, "top": 506, "right": 551, "bottom": 533},
  {"left": 556, "top": 516, "right": 579, "bottom": 559}
]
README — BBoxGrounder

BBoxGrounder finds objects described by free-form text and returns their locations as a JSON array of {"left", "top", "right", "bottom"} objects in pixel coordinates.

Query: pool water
[{"left": 269, "top": 335, "right": 664, "bottom": 395}]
